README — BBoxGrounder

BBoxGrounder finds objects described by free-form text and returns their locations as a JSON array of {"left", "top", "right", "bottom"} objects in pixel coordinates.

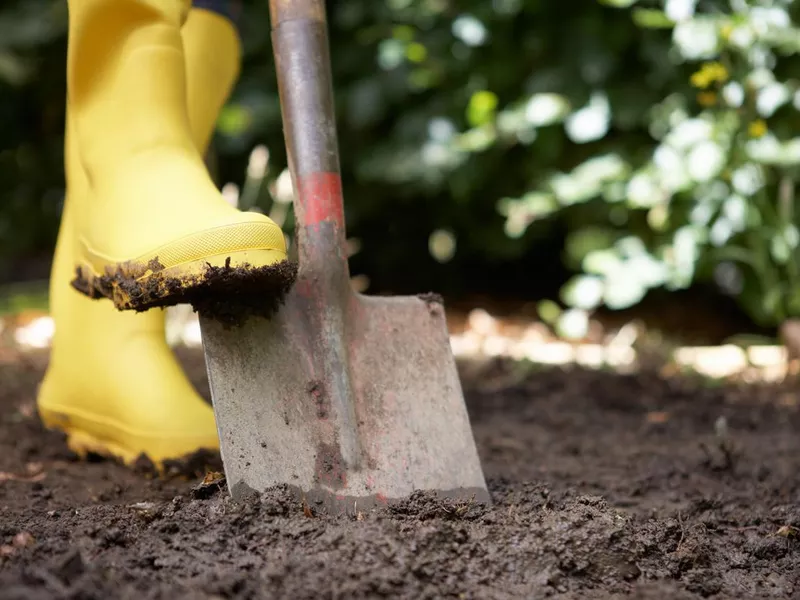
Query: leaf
[
  {"left": 467, "top": 90, "right": 499, "bottom": 127},
  {"left": 770, "top": 235, "right": 790, "bottom": 264},
  {"left": 0, "top": 51, "right": 32, "bottom": 86},
  {"left": 537, "top": 299, "right": 562, "bottom": 325},
  {"left": 565, "top": 227, "right": 620, "bottom": 268},
  {"left": 561, "top": 274, "right": 605, "bottom": 310},
  {"left": 706, "top": 246, "right": 760, "bottom": 273},
  {"left": 598, "top": 0, "right": 640, "bottom": 8},
  {"left": 762, "top": 288, "right": 785, "bottom": 323},
  {"left": 631, "top": 9, "right": 675, "bottom": 29},
  {"left": 787, "top": 289, "right": 800, "bottom": 316},
  {"left": 217, "top": 104, "right": 253, "bottom": 137},
  {"left": 556, "top": 308, "right": 589, "bottom": 340},
  {"left": 604, "top": 273, "right": 647, "bottom": 310}
]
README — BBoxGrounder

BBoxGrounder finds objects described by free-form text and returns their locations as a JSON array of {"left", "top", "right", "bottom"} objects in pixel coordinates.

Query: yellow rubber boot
[
  {"left": 37, "top": 6, "right": 249, "bottom": 468},
  {"left": 66, "top": 0, "right": 293, "bottom": 312},
  {"left": 38, "top": 111, "right": 219, "bottom": 468},
  {"left": 183, "top": 6, "right": 242, "bottom": 154}
]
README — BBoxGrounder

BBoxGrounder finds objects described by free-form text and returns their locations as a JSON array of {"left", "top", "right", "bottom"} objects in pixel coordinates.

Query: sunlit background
[{"left": 2, "top": 0, "right": 800, "bottom": 378}]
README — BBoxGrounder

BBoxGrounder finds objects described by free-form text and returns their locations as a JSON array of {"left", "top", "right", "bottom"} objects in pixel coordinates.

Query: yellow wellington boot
[
  {"left": 183, "top": 5, "right": 243, "bottom": 154},
  {"left": 66, "top": 0, "right": 294, "bottom": 313},
  {"left": 37, "top": 6, "right": 250, "bottom": 468},
  {"left": 37, "top": 111, "right": 219, "bottom": 469}
]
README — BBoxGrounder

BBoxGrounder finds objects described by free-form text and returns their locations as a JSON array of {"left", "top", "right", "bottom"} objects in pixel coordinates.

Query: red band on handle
[{"left": 296, "top": 172, "right": 345, "bottom": 229}]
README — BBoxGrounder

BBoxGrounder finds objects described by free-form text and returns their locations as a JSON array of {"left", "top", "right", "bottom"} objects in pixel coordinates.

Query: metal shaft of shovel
[
  {"left": 269, "top": 0, "right": 362, "bottom": 469},
  {"left": 199, "top": 0, "right": 490, "bottom": 514}
]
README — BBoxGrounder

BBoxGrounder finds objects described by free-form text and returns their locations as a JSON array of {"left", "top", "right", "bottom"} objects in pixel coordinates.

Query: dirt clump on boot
[{"left": 72, "top": 258, "right": 298, "bottom": 327}]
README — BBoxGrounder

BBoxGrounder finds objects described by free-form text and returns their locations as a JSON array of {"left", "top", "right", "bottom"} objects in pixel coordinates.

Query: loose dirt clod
[
  {"left": 129, "top": 447, "right": 222, "bottom": 480},
  {"left": 1, "top": 351, "right": 799, "bottom": 599},
  {"left": 417, "top": 292, "right": 444, "bottom": 305},
  {"left": 191, "top": 471, "right": 226, "bottom": 500}
]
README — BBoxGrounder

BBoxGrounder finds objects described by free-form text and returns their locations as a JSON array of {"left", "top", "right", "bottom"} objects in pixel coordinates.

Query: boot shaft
[{"left": 66, "top": 0, "right": 196, "bottom": 177}]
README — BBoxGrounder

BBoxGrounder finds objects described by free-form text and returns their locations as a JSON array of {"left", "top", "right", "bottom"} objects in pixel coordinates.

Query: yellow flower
[
  {"left": 697, "top": 91, "right": 717, "bottom": 107},
  {"left": 748, "top": 119, "right": 768, "bottom": 138},
  {"left": 690, "top": 62, "right": 729, "bottom": 89}
]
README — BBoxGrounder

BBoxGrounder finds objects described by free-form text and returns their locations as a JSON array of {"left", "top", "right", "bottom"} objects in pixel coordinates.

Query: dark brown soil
[
  {"left": 1, "top": 349, "right": 799, "bottom": 599},
  {"left": 72, "top": 259, "right": 298, "bottom": 326}
]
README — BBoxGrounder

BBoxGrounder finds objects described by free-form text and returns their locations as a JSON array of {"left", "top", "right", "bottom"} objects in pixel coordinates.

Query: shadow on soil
[{"left": 0, "top": 349, "right": 798, "bottom": 599}]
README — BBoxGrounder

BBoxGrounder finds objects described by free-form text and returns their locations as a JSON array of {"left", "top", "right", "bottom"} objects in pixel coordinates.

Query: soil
[
  {"left": 1, "top": 349, "right": 799, "bottom": 599},
  {"left": 72, "top": 259, "right": 298, "bottom": 326}
]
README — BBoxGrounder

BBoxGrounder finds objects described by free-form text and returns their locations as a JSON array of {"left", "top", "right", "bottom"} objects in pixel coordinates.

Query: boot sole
[
  {"left": 39, "top": 404, "right": 221, "bottom": 477},
  {"left": 72, "top": 248, "right": 298, "bottom": 327}
]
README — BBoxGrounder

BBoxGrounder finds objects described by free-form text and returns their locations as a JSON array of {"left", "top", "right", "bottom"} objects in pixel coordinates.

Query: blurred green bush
[
  {"left": 485, "top": 0, "right": 800, "bottom": 335},
  {"left": 1, "top": 0, "right": 798, "bottom": 332}
]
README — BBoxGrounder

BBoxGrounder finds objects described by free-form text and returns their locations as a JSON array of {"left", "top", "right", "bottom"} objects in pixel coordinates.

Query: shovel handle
[{"left": 270, "top": 0, "right": 347, "bottom": 257}]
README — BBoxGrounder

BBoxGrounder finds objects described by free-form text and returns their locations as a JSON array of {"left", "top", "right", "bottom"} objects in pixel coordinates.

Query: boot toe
[{"left": 75, "top": 213, "right": 297, "bottom": 312}]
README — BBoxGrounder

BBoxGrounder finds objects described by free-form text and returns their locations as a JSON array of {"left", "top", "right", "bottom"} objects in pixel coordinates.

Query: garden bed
[{"left": 1, "top": 349, "right": 798, "bottom": 598}]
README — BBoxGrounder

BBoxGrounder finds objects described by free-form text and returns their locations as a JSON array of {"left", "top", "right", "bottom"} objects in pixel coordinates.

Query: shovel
[{"left": 198, "top": 0, "right": 490, "bottom": 514}]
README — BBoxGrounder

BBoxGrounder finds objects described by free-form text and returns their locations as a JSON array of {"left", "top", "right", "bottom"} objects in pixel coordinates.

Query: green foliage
[
  {"left": 0, "top": 0, "right": 67, "bottom": 270},
  {"left": 414, "top": 0, "right": 800, "bottom": 331},
  {"left": 1, "top": 0, "right": 799, "bottom": 330}
]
